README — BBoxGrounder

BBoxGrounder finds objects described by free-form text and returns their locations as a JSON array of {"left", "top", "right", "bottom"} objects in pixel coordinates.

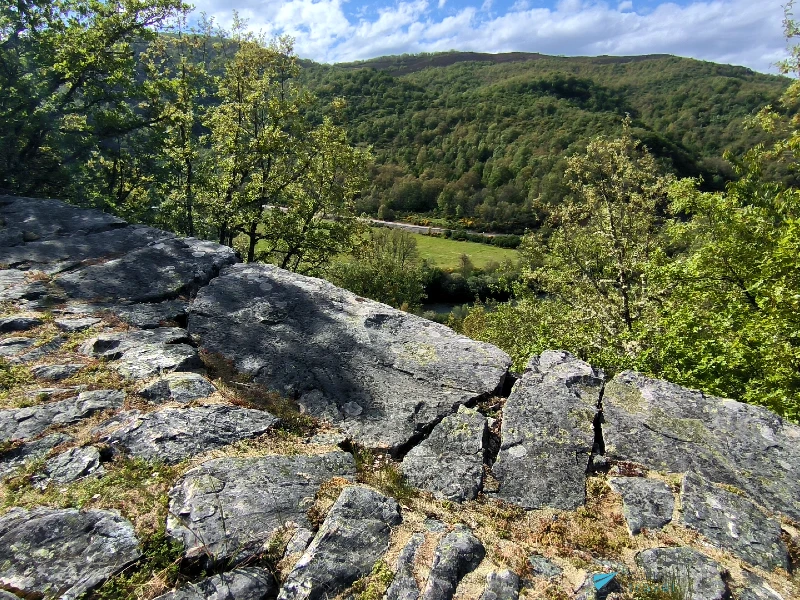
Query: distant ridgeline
[{"left": 300, "top": 51, "right": 790, "bottom": 232}]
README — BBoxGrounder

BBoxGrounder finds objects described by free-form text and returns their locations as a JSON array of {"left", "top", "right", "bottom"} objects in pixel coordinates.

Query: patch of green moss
[{"left": 350, "top": 559, "right": 394, "bottom": 600}]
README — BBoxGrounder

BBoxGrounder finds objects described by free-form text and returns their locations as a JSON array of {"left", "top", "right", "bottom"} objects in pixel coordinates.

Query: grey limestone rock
[
  {"left": 0, "top": 389, "right": 124, "bottom": 442},
  {"left": 736, "top": 570, "right": 786, "bottom": 600},
  {"left": 527, "top": 554, "right": 562, "bottom": 579},
  {"left": 608, "top": 477, "right": 674, "bottom": 535},
  {"left": 680, "top": 472, "right": 789, "bottom": 571},
  {"left": 81, "top": 327, "right": 201, "bottom": 380},
  {"left": 0, "top": 433, "right": 72, "bottom": 478},
  {"left": 0, "top": 506, "right": 140, "bottom": 600},
  {"left": 493, "top": 351, "right": 602, "bottom": 510},
  {"left": 0, "top": 336, "right": 35, "bottom": 357},
  {"left": 0, "top": 196, "right": 126, "bottom": 249},
  {"left": 36, "top": 445, "right": 103, "bottom": 486},
  {"left": 138, "top": 372, "right": 216, "bottom": 404},
  {"left": 602, "top": 371, "right": 800, "bottom": 522},
  {"left": 96, "top": 405, "right": 278, "bottom": 463},
  {"left": 167, "top": 452, "right": 356, "bottom": 561},
  {"left": 401, "top": 405, "right": 487, "bottom": 501},
  {"left": 55, "top": 317, "right": 102, "bottom": 332},
  {"left": 635, "top": 547, "right": 728, "bottom": 600},
  {"left": 479, "top": 570, "right": 519, "bottom": 600},
  {"left": 188, "top": 263, "right": 511, "bottom": 453},
  {"left": 386, "top": 533, "right": 425, "bottom": 600},
  {"left": 420, "top": 525, "right": 485, "bottom": 600},
  {"left": 31, "top": 363, "right": 84, "bottom": 381},
  {"left": 278, "top": 486, "right": 401, "bottom": 600},
  {"left": 0, "top": 224, "right": 171, "bottom": 271},
  {"left": 0, "top": 316, "right": 42, "bottom": 332},
  {"left": 283, "top": 527, "right": 315, "bottom": 560},
  {"left": 16, "top": 335, "right": 67, "bottom": 363},
  {"left": 55, "top": 237, "right": 237, "bottom": 303},
  {"left": 153, "top": 568, "right": 275, "bottom": 600},
  {"left": 112, "top": 300, "right": 188, "bottom": 329}
]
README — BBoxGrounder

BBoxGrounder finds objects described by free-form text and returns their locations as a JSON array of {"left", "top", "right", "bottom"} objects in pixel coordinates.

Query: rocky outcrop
[
  {"left": 278, "top": 486, "right": 402, "bottom": 600},
  {"left": 493, "top": 351, "right": 602, "bottom": 510},
  {"left": 0, "top": 389, "right": 124, "bottom": 442},
  {"left": 30, "top": 363, "right": 84, "bottom": 381},
  {"left": 0, "top": 507, "right": 140, "bottom": 600},
  {"left": 401, "top": 405, "right": 487, "bottom": 501},
  {"left": 167, "top": 452, "right": 355, "bottom": 562},
  {"left": 680, "top": 472, "right": 789, "bottom": 571},
  {"left": 188, "top": 263, "right": 511, "bottom": 453},
  {"left": 603, "top": 371, "right": 800, "bottom": 522},
  {"left": 96, "top": 405, "right": 279, "bottom": 463},
  {"left": 608, "top": 477, "right": 674, "bottom": 535},
  {"left": 154, "top": 568, "right": 275, "bottom": 600},
  {"left": 421, "top": 525, "right": 485, "bottom": 600}
]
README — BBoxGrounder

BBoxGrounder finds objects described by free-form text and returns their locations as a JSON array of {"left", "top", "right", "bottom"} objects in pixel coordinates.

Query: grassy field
[{"left": 412, "top": 233, "right": 518, "bottom": 269}]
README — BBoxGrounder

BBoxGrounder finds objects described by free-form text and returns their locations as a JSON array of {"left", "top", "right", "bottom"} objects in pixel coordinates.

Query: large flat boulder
[
  {"left": 188, "top": 264, "right": 511, "bottom": 453},
  {"left": 55, "top": 237, "right": 236, "bottom": 303},
  {"left": 602, "top": 371, "right": 800, "bottom": 522},
  {"left": 167, "top": 452, "right": 356, "bottom": 561},
  {"left": 0, "top": 224, "right": 171, "bottom": 271},
  {"left": 0, "top": 196, "right": 126, "bottom": 248},
  {"left": 0, "top": 389, "right": 125, "bottom": 442},
  {"left": 401, "top": 405, "right": 487, "bottom": 501},
  {"left": 680, "top": 472, "right": 789, "bottom": 571},
  {"left": 492, "top": 351, "right": 602, "bottom": 510},
  {"left": 278, "top": 486, "right": 401, "bottom": 600},
  {"left": 96, "top": 405, "right": 279, "bottom": 463},
  {"left": 0, "top": 507, "right": 140, "bottom": 600}
]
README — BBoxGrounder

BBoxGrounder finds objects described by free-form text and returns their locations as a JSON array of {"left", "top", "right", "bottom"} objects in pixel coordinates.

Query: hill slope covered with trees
[{"left": 302, "top": 51, "right": 790, "bottom": 232}]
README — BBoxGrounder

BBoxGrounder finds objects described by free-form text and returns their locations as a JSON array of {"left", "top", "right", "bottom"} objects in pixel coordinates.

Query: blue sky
[{"left": 188, "top": 0, "right": 789, "bottom": 73}]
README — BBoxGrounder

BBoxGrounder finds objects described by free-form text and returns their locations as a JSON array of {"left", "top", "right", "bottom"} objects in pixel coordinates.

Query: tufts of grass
[
  {"left": 88, "top": 529, "right": 185, "bottom": 600},
  {"left": 1, "top": 455, "right": 183, "bottom": 536},
  {"left": 0, "top": 358, "right": 33, "bottom": 393},
  {"left": 353, "top": 446, "right": 416, "bottom": 505},
  {"left": 349, "top": 559, "right": 394, "bottom": 600}
]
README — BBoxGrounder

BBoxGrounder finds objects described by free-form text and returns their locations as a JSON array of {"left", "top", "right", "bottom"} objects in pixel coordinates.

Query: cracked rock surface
[
  {"left": 138, "top": 372, "right": 217, "bottom": 404},
  {"left": 188, "top": 263, "right": 511, "bottom": 452},
  {"left": 680, "top": 472, "right": 789, "bottom": 570},
  {"left": 95, "top": 405, "right": 279, "bottom": 463},
  {"left": 493, "top": 351, "right": 602, "bottom": 510},
  {"left": 401, "top": 405, "right": 487, "bottom": 501},
  {"left": 278, "top": 486, "right": 402, "bottom": 600},
  {"left": 167, "top": 452, "right": 356, "bottom": 561},
  {"left": 386, "top": 533, "right": 425, "bottom": 600},
  {"left": 603, "top": 371, "right": 800, "bottom": 522},
  {"left": 421, "top": 525, "right": 485, "bottom": 600},
  {"left": 0, "top": 507, "right": 140, "bottom": 600}
]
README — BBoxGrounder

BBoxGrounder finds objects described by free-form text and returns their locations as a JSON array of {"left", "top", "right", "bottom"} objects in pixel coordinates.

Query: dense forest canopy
[{"left": 301, "top": 51, "right": 790, "bottom": 232}]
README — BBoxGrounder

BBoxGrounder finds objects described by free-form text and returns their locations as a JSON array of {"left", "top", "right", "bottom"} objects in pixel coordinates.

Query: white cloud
[{"left": 188, "top": 0, "right": 789, "bottom": 73}]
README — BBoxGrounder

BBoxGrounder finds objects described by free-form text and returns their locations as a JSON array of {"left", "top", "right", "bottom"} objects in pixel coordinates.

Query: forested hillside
[{"left": 302, "top": 52, "right": 789, "bottom": 232}]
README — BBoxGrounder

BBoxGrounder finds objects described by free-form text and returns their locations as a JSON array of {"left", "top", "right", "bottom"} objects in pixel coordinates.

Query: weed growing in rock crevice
[{"left": 352, "top": 446, "right": 416, "bottom": 505}]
